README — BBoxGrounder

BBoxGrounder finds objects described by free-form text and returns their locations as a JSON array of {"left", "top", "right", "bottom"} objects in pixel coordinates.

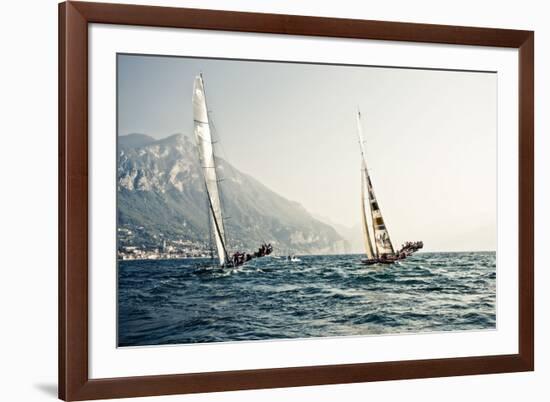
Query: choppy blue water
[{"left": 118, "top": 252, "right": 496, "bottom": 347}]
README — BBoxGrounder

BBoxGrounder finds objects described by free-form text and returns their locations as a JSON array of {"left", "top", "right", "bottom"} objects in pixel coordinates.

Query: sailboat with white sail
[
  {"left": 192, "top": 74, "right": 273, "bottom": 267},
  {"left": 356, "top": 110, "right": 423, "bottom": 265}
]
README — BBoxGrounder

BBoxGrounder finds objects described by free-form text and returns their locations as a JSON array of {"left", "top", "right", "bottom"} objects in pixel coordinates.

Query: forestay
[
  {"left": 360, "top": 169, "right": 376, "bottom": 259},
  {"left": 357, "top": 111, "right": 395, "bottom": 257},
  {"left": 192, "top": 75, "right": 229, "bottom": 266}
]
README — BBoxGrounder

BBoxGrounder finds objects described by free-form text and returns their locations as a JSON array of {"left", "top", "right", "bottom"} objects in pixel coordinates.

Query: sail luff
[
  {"left": 193, "top": 75, "right": 229, "bottom": 266},
  {"left": 356, "top": 110, "right": 395, "bottom": 256},
  {"left": 367, "top": 176, "right": 381, "bottom": 258},
  {"left": 360, "top": 168, "right": 376, "bottom": 259},
  {"left": 366, "top": 169, "right": 395, "bottom": 256}
]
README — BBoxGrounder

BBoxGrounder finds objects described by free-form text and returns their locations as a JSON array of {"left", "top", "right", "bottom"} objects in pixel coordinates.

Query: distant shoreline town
[
  {"left": 117, "top": 226, "right": 213, "bottom": 261},
  {"left": 117, "top": 245, "right": 212, "bottom": 261}
]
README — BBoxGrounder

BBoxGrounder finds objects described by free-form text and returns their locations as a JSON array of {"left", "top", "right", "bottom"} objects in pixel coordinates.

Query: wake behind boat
[
  {"left": 192, "top": 74, "right": 273, "bottom": 268},
  {"left": 356, "top": 110, "right": 423, "bottom": 265}
]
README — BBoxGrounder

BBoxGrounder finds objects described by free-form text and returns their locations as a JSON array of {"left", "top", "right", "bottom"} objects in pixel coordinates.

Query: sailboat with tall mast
[
  {"left": 356, "top": 110, "right": 423, "bottom": 265},
  {"left": 192, "top": 74, "right": 273, "bottom": 267}
]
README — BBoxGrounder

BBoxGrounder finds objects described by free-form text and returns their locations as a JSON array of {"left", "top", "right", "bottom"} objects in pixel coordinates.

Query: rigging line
[
  {"left": 365, "top": 166, "right": 395, "bottom": 255},
  {"left": 204, "top": 150, "right": 229, "bottom": 258},
  {"left": 193, "top": 144, "right": 218, "bottom": 266},
  {"left": 209, "top": 113, "right": 269, "bottom": 248},
  {"left": 202, "top": 176, "right": 230, "bottom": 264},
  {"left": 201, "top": 75, "right": 269, "bottom": 254},
  {"left": 205, "top": 184, "right": 214, "bottom": 262},
  {"left": 209, "top": 113, "right": 252, "bottom": 250},
  {"left": 358, "top": 113, "right": 379, "bottom": 258},
  {"left": 208, "top": 124, "right": 232, "bottom": 252},
  {"left": 209, "top": 114, "right": 241, "bottom": 189},
  {"left": 197, "top": 154, "right": 229, "bottom": 263},
  {"left": 192, "top": 145, "right": 215, "bottom": 262},
  {"left": 360, "top": 168, "right": 375, "bottom": 259},
  {"left": 357, "top": 111, "right": 395, "bottom": 256},
  {"left": 200, "top": 75, "right": 230, "bottom": 252},
  {"left": 194, "top": 142, "right": 229, "bottom": 264}
]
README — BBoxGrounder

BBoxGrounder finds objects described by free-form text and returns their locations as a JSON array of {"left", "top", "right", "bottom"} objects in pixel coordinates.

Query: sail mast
[
  {"left": 356, "top": 110, "right": 395, "bottom": 257},
  {"left": 360, "top": 168, "right": 376, "bottom": 259},
  {"left": 357, "top": 110, "right": 376, "bottom": 259},
  {"left": 193, "top": 74, "right": 230, "bottom": 266}
]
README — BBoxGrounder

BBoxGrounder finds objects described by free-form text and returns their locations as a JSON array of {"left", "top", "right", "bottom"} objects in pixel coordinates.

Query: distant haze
[{"left": 118, "top": 54, "right": 496, "bottom": 252}]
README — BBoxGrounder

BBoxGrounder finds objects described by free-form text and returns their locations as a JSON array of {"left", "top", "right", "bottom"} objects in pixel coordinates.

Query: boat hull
[
  {"left": 228, "top": 247, "right": 273, "bottom": 268},
  {"left": 361, "top": 258, "right": 396, "bottom": 265},
  {"left": 361, "top": 258, "right": 386, "bottom": 265},
  {"left": 361, "top": 242, "right": 423, "bottom": 265}
]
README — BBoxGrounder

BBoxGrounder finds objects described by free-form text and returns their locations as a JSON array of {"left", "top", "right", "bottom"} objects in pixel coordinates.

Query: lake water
[{"left": 118, "top": 252, "right": 496, "bottom": 346}]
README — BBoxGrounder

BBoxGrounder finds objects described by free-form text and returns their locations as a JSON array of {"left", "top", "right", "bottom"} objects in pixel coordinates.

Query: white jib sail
[
  {"left": 193, "top": 75, "right": 229, "bottom": 266},
  {"left": 356, "top": 110, "right": 395, "bottom": 257}
]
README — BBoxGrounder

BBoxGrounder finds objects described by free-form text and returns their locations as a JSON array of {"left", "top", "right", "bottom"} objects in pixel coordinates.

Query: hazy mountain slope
[{"left": 117, "top": 134, "right": 346, "bottom": 254}]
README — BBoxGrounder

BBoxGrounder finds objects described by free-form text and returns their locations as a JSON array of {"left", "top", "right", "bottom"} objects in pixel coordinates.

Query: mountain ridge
[{"left": 117, "top": 133, "right": 347, "bottom": 255}]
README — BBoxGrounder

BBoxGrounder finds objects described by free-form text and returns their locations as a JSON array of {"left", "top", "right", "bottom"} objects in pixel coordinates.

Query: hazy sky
[{"left": 118, "top": 54, "right": 496, "bottom": 252}]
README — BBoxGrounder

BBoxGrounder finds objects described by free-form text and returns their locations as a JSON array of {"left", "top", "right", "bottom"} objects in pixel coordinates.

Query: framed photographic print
[{"left": 59, "top": 1, "right": 534, "bottom": 400}]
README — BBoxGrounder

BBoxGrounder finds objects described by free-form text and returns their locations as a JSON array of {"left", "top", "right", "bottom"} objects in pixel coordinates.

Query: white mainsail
[
  {"left": 193, "top": 75, "right": 229, "bottom": 266},
  {"left": 357, "top": 110, "right": 395, "bottom": 257}
]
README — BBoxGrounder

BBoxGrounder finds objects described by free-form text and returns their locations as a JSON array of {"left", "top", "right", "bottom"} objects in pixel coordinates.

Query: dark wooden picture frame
[{"left": 59, "top": 1, "right": 534, "bottom": 400}]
